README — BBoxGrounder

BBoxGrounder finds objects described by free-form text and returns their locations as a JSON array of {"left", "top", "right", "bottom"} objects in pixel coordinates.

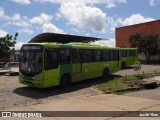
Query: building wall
[
  {"left": 0, "top": 57, "right": 9, "bottom": 62},
  {"left": 116, "top": 20, "right": 160, "bottom": 47}
]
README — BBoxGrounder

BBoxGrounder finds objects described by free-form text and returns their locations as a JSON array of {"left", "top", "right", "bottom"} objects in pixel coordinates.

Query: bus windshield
[{"left": 19, "top": 45, "right": 43, "bottom": 77}]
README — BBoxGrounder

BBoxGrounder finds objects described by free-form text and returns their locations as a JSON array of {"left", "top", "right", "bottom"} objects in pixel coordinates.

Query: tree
[
  {"left": 0, "top": 33, "right": 18, "bottom": 58},
  {"left": 129, "top": 33, "right": 159, "bottom": 63}
]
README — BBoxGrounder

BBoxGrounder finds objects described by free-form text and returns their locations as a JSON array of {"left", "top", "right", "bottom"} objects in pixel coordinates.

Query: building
[
  {"left": 10, "top": 50, "right": 20, "bottom": 62},
  {"left": 116, "top": 20, "right": 160, "bottom": 47}
]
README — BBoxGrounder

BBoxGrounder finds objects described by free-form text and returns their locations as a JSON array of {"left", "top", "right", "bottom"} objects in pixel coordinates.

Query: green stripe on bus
[{"left": 59, "top": 44, "right": 72, "bottom": 78}]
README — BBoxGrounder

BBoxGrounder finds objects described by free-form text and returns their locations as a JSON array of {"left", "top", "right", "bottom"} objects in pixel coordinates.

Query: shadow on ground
[
  {"left": 13, "top": 75, "right": 122, "bottom": 99},
  {"left": 123, "top": 66, "right": 134, "bottom": 70}
]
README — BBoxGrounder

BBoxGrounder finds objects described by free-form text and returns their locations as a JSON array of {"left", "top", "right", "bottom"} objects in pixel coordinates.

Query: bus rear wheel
[
  {"left": 60, "top": 74, "right": 71, "bottom": 88},
  {"left": 103, "top": 68, "right": 109, "bottom": 79}
]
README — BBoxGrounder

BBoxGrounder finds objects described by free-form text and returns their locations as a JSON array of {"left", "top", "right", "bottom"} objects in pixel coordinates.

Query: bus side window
[
  {"left": 81, "top": 50, "right": 93, "bottom": 63},
  {"left": 127, "top": 51, "right": 130, "bottom": 57},
  {"left": 103, "top": 50, "right": 109, "bottom": 61},
  {"left": 45, "top": 49, "right": 58, "bottom": 70},
  {"left": 60, "top": 49, "right": 71, "bottom": 64},
  {"left": 122, "top": 50, "right": 127, "bottom": 57},
  {"left": 72, "top": 49, "right": 78, "bottom": 63},
  {"left": 135, "top": 50, "right": 138, "bottom": 56},
  {"left": 125, "top": 51, "right": 127, "bottom": 57},
  {"left": 119, "top": 50, "right": 121, "bottom": 59},
  {"left": 116, "top": 50, "right": 119, "bottom": 60},
  {"left": 132, "top": 50, "right": 135, "bottom": 56},
  {"left": 94, "top": 50, "right": 101, "bottom": 61},
  {"left": 110, "top": 51, "right": 114, "bottom": 60},
  {"left": 113, "top": 51, "right": 117, "bottom": 60}
]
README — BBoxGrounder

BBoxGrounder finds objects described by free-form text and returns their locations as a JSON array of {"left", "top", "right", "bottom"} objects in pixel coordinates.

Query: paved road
[
  {"left": 2, "top": 94, "right": 160, "bottom": 120},
  {"left": 124, "top": 87, "right": 160, "bottom": 101}
]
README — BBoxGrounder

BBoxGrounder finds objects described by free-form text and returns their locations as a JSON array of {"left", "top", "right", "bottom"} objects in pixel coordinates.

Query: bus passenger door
[
  {"left": 77, "top": 49, "right": 82, "bottom": 73},
  {"left": 43, "top": 49, "right": 60, "bottom": 88},
  {"left": 72, "top": 49, "right": 82, "bottom": 81}
]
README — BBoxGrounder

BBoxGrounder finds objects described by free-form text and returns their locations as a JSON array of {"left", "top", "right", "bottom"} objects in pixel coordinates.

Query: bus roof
[{"left": 24, "top": 43, "right": 137, "bottom": 50}]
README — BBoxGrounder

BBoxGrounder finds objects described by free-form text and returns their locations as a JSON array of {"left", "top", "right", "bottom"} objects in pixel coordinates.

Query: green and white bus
[{"left": 19, "top": 33, "right": 138, "bottom": 88}]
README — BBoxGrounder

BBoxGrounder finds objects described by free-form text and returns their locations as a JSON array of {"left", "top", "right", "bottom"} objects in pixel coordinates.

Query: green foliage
[
  {"left": 134, "top": 61, "right": 142, "bottom": 71},
  {"left": 0, "top": 33, "right": 18, "bottom": 57},
  {"left": 120, "top": 44, "right": 128, "bottom": 48},
  {"left": 94, "top": 71, "right": 160, "bottom": 94},
  {"left": 134, "top": 61, "right": 142, "bottom": 75},
  {"left": 129, "top": 33, "right": 160, "bottom": 63}
]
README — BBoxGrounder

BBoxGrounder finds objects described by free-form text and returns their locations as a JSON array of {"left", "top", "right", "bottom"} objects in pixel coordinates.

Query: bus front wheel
[
  {"left": 103, "top": 68, "right": 109, "bottom": 79},
  {"left": 60, "top": 74, "right": 71, "bottom": 88}
]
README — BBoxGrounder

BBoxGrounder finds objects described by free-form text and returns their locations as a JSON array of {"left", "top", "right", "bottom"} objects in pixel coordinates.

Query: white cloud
[
  {"left": 30, "top": 13, "right": 52, "bottom": 25},
  {"left": 90, "top": 38, "right": 115, "bottom": 47},
  {"left": 17, "top": 28, "right": 33, "bottom": 34},
  {"left": 33, "top": 0, "right": 127, "bottom": 8},
  {"left": 149, "top": 0, "right": 160, "bottom": 6},
  {"left": 0, "top": 29, "right": 7, "bottom": 37},
  {"left": 104, "top": 0, "right": 116, "bottom": 8},
  {"left": 117, "top": 0, "right": 127, "bottom": 3},
  {"left": 0, "top": 8, "right": 5, "bottom": 17},
  {"left": 12, "top": 20, "right": 31, "bottom": 27},
  {"left": 12, "top": 13, "right": 21, "bottom": 21},
  {"left": 118, "top": 14, "right": 155, "bottom": 26},
  {"left": 15, "top": 42, "right": 25, "bottom": 50},
  {"left": 0, "top": 8, "right": 21, "bottom": 21},
  {"left": 106, "top": 16, "right": 118, "bottom": 32},
  {"left": 11, "top": 0, "right": 31, "bottom": 5},
  {"left": 42, "top": 23, "right": 64, "bottom": 33},
  {"left": 58, "top": 1, "right": 106, "bottom": 33}
]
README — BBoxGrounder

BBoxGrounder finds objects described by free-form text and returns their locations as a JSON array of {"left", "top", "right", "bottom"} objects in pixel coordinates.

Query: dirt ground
[
  {"left": 0, "top": 64, "right": 160, "bottom": 110},
  {"left": 0, "top": 75, "right": 103, "bottom": 110}
]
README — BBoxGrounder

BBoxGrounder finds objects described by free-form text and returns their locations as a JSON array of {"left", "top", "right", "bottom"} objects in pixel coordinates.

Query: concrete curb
[
  {"left": 9, "top": 72, "right": 19, "bottom": 76},
  {"left": 114, "top": 87, "right": 141, "bottom": 92}
]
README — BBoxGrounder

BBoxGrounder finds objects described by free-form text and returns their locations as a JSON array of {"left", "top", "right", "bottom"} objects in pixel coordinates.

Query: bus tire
[
  {"left": 121, "top": 62, "right": 126, "bottom": 69},
  {"left": 102, "top": 68, "right": 109, "bottom": 79},
  {"left": 60, "top": 74, "right": 71, "bottom": 88}
]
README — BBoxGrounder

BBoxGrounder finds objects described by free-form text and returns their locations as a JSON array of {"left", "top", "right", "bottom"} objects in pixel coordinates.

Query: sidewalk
[
  {"left": 0, "top": 67, "right": 19, "bottom": 75},
  {"left": 1, "top": 94, "right": 160, "bottom": 120},
  {"left": 142, "top": 76, "right": 160, "bottom": 85}
]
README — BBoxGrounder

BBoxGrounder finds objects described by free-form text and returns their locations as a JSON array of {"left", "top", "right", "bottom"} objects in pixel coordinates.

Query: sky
[{"left": 0, "top": 0, "right": 159, "bottom": 50}]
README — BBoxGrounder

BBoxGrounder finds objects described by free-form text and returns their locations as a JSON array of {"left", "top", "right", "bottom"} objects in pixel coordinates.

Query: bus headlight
[{"left": 34, "top": 75, "right": 43, "bottom": 80}]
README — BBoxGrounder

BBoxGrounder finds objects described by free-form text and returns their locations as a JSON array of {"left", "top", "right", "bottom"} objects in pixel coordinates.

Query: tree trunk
[{"left": 144, "top": 52, "right": 150, "bottom": 64}]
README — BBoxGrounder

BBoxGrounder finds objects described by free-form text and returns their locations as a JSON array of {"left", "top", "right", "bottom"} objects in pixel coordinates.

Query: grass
[{"left": 94, "top": 71, "right": 160, "bottom": 95}]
